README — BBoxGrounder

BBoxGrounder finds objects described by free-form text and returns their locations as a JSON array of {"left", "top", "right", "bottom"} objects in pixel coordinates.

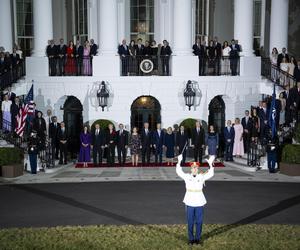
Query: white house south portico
[{"left": 9, "top": 0, "right": 291, "bottom": 132}]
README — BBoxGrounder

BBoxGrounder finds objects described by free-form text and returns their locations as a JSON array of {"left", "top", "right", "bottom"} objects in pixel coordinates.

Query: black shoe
[
  {"left": 188, "top": 240, "right": 194, "bottom": 245},
  {"left": 194, "top": 240, "right": 200, "bottom": 245}
]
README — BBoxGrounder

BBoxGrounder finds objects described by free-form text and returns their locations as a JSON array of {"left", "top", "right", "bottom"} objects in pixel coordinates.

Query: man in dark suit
[
  {"left": 152, "top": 123, "right": 164, "bottom": 164},
  {"left": 57, "top": 38, "right": 67, "bottom": 76},
  {"left": 10, "top": 48, "right": 21, "bottom": 78},
  {"left": 10, "top": 96, "right": 20, "bottom": 132},
  {"left": 258, "top": 101, "right": 269, "bottom": 144},
  {"left": 241, "top": 110, "right": 253, "bottom": 154},
  {"left": 160, "top": 40, "right": 172, "bottom": 76},
  {"left": 294, "top": 61, "right": 300, "bottom": 82},
  {"left": 6, "top": 87, "right": 16, "bottom": 103},
  {"left": 116, "top": 123, "right": 129, "bottom": 166},
  {"left": 118, "top": 39, "right": 130, "bottom": 76},
  {"left": 214, "top": 37, "right": 222, "bottom": 75},
  {"left": 193, "top": 38, "right": 206, "bottom": 76},
  {"left": 135, "top": 38, "right": 144, "bottom": 75},
  {"left": 224, "top": 120, "right": 235, "bottom": 161},
  {"left": 176, "top": 125, "right": 188, "bottom": 165},
  {"left": 91, "top": 123, "right": 106, "bottom": 166},
  {"left": 46, "top": 40, "right": 58, "bottom": 76},
  {"left": 191, "top": 121, "right": 205, "bottom": 163},
  {"left": 277, "top": 47, "right": 289, "bottom": 67},
  {"left": 289, "top": 82, "right": 300, "bottom": 122},
  {"left": 90, "top": 39, "right": 98, "bottom": 57},
  {"left": 141, "top": 122, "right": 152, "bottom": 165},
  {"left": 57, "top": 122, "right": 68, "bottom": 164},
  {"left": 282, "top": 85, "right": 294, "bottom": 124},
  {"left": 74, "top": 40, "right": 84, "bottom": 76},
  {"left": 49, "top": 116, "right": 60, "bottom": 160},
  {"left": 229, "top": 39, "right": 241, "bottom": 76}
]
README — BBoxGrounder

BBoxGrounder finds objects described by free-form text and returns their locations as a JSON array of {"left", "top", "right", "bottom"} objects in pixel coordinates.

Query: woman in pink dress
[
  {"left": 233, "top": 118, "right": 244, "bottom": 157},
  {"left": 83, "top": 41, "right": 91, "bottom": 76}
]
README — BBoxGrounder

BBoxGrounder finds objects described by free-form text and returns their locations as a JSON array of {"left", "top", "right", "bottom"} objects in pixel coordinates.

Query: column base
[
  {"left": 93, "top": 55, "right": 120, "bottom": 77},
  {"left": 172, "top": 55, "right": 198, "bottom": 77},
  {"left": 26, "top": 57, "right": 49, "bottom": 77},
  {"left": 239, "top": 56, "right": 261, "bottom": 77}
]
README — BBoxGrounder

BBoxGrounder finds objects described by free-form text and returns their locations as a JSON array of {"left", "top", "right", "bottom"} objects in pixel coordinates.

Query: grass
[{"left": 0, "top": 224, "right": 299, "bottom": 250}]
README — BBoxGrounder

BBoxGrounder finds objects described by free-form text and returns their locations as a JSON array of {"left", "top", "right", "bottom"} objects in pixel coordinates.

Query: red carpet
[{"left": 75, "top": 162, "right": 224, "bottom": 168}]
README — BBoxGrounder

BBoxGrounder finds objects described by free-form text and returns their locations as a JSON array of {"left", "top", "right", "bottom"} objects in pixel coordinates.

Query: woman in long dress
[
  {"left": 129, "top": 127, "right": 141, "bottom": 166},
  {"left": 79, "top": 125, "right": 91, "bottom": 167},
  {"left": 1, "top": 94, "right": 12, "bottom": 132},
  {"left": 65, "top": 41, "right": 76, "bottom": 75},
  {"left": 128, "top": 40, "right": 136, "bottom": 75},
  {"left": 222, "top": 41, "right": 231, "bottom": 74},
  {"left": 83, "top": 41, "right": 91, "bottom": 76},
  {"left": 280, "top": 57, "right": 290, "bottom": 86},
  {"left": 233, "top": 118, "right": 244, "bottom": 157},
  {"left": 279, "top": 92, "right": 286, "bottom": 126},
  {"left": 206, "top": 125, "right": 219, "bottom": 157},
  {"left": 270, "top": 47, "right": 278, "bottom": 81},
  {"left": 251, "top": 107, "right": 260, "bottom": 143},
  {"left": 164, "top": 127, "right": 175, "bottom": 166}
]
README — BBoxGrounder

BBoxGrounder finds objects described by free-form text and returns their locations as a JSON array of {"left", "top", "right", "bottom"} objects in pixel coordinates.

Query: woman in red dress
[{"left": 65, "top": 41, "right": 76, "bottom": 75}]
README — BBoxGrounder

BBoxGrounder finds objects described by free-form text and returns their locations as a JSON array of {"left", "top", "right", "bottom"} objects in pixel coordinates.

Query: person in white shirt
[
  {"left": 176, "top": 154, "right": 215, "bottom": 245},
  {"left": 1, "top": 94, "right": 12, "bottom": 131},
  {"left": 44, "top": 109, "right": 53, "bottom": 136}
]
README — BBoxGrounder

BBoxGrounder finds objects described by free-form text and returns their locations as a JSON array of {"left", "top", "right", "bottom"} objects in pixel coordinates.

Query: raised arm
[
  {"left": 176, "top": 154, "right": 188, "bottom": 180},
  {"left": 203, "top": 155, "right": 215, "bottom": 181}
]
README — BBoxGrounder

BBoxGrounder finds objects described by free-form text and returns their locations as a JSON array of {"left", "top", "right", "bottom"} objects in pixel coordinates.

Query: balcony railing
[
  {"left": 196, "top": 56, "right": 240, "bottom": 76},
  {"left": 119, "top": 55, "right": 172, "bottom": 76},
  {"left": 0, "top": 60, "right": 26, "bottom": 90},
  {"left": 48, "top": 56, "right": 93, "bottom": 76},
  {"left": 261, "top": 57, "right": 297, "bottom": 88}
]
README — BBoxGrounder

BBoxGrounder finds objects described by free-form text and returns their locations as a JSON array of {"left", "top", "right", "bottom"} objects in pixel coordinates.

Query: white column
[
  {"left": 191, "top": 0, "right": 196, "bottom": 44},
  {"left": 33, "top": 0, "right": 53, "bottom": 56},
  {"left": 173, "top": 0, "right": 193, "bottom": 55},
  {"left": 269, "top": 0, "right": 289, "bottom": 53},
  {"left": 234, "top": 0, "right": 254, "bottom": 56},
  {"left": 0, "top": 0, "right": 13, "bottom": 52},
  {"left": 98, "top": 0, "right": 118, "bottom": 55},
  {"left": 205, "top": 0, "right": 209, "bottom": 44},
  {"left": 117, "top": 0, "right": 126, "bottom": 43},
  {"left": 260, "top": 0, "right": 266, "bottom": 51},
  {"left": 88, "top": 0, "right": 99, "bottom": 44}
]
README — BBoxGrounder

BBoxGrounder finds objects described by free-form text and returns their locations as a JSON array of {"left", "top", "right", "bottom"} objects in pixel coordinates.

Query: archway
[
  {"left": 208, "top": 96, "right": 225, "bottom": 157},
  {"left": 131, "top": 96, "right": 161, "bottom": 131},
  {"left": 63, "top": 96, "right": 83, "bottom": 157}
]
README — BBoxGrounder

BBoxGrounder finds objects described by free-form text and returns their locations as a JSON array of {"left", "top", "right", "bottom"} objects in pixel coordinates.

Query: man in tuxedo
[
  {"left": 176, "top": 125, "right": 188, "bottom": 165},
  {"left": 141, "top": 122, "right": 152, "bottom": 165},
  {"left": 118, "top": 39, "right": 130, "bottom": 76},
  {"left": 57, "top": 38, "right": 67, "bottom": 76},
  {"left": 152, "top": 123, "right": 165, "bottom": 164},
  {"left": 10, "top": 48, "right": 21, "bottom": 77},
  {"left": 44, "top": 109, "right": 52, "bottom": 136},
  {"left": 49, "top": 116, "right": 60, "bottom": 160},
  {"left": 241, "top": 110, "right": 253, "bottom": 154},
  {"left": 6, "top": 87, "right": 16, "bottom": 103},
  {"left": 289, "top": 82, "right": 300, "bottom": 122},
  {"left": 191, "top": 121, "right": 205, "bottom": 163},
  {"left": 10, "top": 96, "right": 20, "bottom": 132},
  {"left": 282, "top": 85, "right": 294, "bottom": 124},
  {"left": 160, "top": 40, "right": 172, "bottom": 76},
  {"left": 193, "top": 38, "right": 206, "bottom": 76},
  {"left": 91, "top": 123, "right": 106, "bottom": 166},
  {"left": 57, "top": 122, "right": 68, "bottom": 164},
  {"left": 224, "top": 120, "right": 235, "bottom": 161},
  {"left": 116, "top": 123, "right": 129, "bottom": 166},
  {"left": 135, "top": 38, "right": 144, "bottom": 75},
  {"left": 277, "top": 47, "right": 289, "bottom": 67},
  {"left": 229, "top": 39, "right": 241, "bottom": 76},
  {"left": 294, "top": 61, "right": 300, "bottom": 82},
  {"left": 214, "top": 37, "right": 222, "bottom": 75},
  {"left": 46, "top": 40, "right": 57, "bottom": 76},
  {"left": 258, "top": 101, "right": 269, "bottom": 144},
  {"left": 90, "top": 39, "right": 98, "bottom": 57},
  {"left": 74, "top": 40, "right": 84, "bottom": 76}
]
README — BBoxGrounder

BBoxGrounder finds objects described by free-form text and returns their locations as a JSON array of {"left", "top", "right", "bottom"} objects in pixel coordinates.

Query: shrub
[
  {"left": 281, "top": 144, "right": 300, "bottom": 164},
  {"left": 0, "top": 147, "right": 23, "bottom": 166},
  {"left": 91, "top": 119, "right": 114, "bottom": 131},
  {"left": 294, "top": 124, "right": 300, "bottom": 144}
]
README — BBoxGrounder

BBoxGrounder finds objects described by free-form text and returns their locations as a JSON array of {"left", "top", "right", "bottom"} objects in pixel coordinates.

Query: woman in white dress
[
  {"left": 280, "top": 57, "right": 290, "bottom": 86},
  {"left": 222, "top": 41, "right": 231, "bottom": 75},
  {"left": 1, "top": 94, "right": 12, "bottom": 132},
  {"left": 288, "top": 56, "right": 297, "bottom": 86},
  {"left": 278, "top": 92, "right": 286, "bottom": 126},
  {"left": 270, "top": 47, "right": 278, "bottom": 81},
  {"left": 233, "top": 118, "right": 244, "bottom": 157}
]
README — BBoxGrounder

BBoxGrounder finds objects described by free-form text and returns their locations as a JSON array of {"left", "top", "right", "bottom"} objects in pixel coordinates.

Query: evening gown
[
  {"left": 164, "top": 133, "right": 175, "bottom": 158},
  {"left": 233, "top": 124, "right": 244, "bottom": 156},
  {"left": 83, "top": 47, "right": 91, "bottom": 75},
  {"left": 206, "top": 132, "right": 219, "bottom": 156},
  {"left": 79, "top": 132, "right": 91, "bottom": 162},
  {"left": 65, "top": 47, "right": 76, "bottom": 75}
]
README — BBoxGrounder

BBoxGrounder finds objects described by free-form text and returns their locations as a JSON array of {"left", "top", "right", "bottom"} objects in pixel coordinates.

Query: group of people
[
  {"left": 270, "top": 47, "right": 300, "bottom": 86},
  {"left": 46, "top": 38, "right": 98, "bottom": 76},
  {"left": 118, "top": 38, "right": 172, "bottom": 76},
  {"left": 0, "top": 45, "right": 23, "bottom": 88},
  {"left": 193, "top": 37, "right": 242, "bottom": 76}
]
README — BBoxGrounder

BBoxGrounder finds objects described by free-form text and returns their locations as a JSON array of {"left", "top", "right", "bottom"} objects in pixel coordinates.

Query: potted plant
[
  {"left": 0, "top": 147, "right": 24, "bottom": 178},
  {"left": 280, "top": 144, "right": 300, "bottom": 176}
]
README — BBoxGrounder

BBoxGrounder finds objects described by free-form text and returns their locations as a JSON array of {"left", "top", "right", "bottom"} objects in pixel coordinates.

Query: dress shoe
[{"left": 188, "top": 240, "right": 194, "bottom": 245}]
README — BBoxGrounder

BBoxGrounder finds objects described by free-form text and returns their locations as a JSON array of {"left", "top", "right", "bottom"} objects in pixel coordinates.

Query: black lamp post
[
  {"left": 184, "top": 80, "right": 196, "bottom": 110},
  {"left": 97, "top": 81, "right": 109, "bottom": 111}
]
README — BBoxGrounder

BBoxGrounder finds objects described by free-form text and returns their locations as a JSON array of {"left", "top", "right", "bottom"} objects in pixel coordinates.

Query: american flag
[{"left": 15, "top": 85, "right": 34, "bottom": 137}]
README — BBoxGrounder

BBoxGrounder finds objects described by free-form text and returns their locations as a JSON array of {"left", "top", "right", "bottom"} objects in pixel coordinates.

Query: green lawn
[{"left": 0, "top": 224, "right": 299, "bottom": 250}]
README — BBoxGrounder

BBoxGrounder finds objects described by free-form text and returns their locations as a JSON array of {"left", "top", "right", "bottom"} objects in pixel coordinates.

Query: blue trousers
[
  {"left": 267, "top": 151, "right": 277, "bottom": 172},
  {"left": 29, "top": 153, "right": 37, "bottom": 174},
  {"left": 186, "top": 205, "right": 204, "bottom": 241}
]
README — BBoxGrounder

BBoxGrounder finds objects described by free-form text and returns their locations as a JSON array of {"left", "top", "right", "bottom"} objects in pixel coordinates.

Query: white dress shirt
[
  {"left": 1, "top": 100, "right": 12, "bottom": 112},
  {"left": 176, "top": 162, "right": 214, "bottom": 207}
]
